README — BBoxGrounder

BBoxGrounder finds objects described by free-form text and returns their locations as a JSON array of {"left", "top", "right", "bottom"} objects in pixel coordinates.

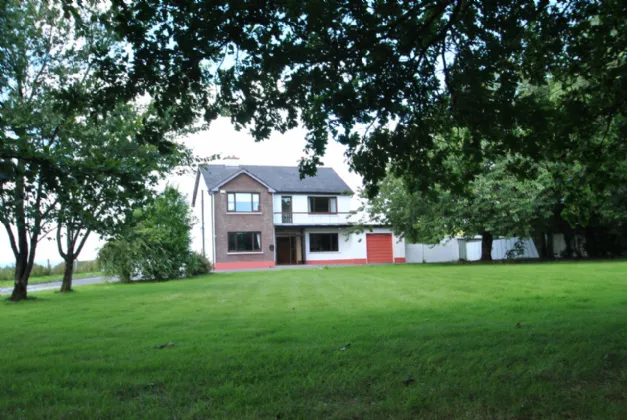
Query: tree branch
[
  {"left": 441, "top": 37, "right": 451, "bottom": 92},
  {"left": 28, "top": 20, "right": 56, "bottom": 102},
  {"left": 381, "top": 0, "right": 438, "bottom": 41},
  {"left": 74, "top": 228, "right": 92, "bottom": 258},
  {"left": 56, "top": 222, "right": 67, "bottom": 259},
  {"left": 36, "top": 225, "right": 56, "bottom": 243},
  {"left": 70, "top": 222, "right": 81, "bottom": 250},
  {"left": 2, "top": 221, "right": 19, "bottom": 258}
]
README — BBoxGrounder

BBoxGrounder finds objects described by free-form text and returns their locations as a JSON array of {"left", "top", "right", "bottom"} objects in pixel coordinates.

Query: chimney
[{"left": 223, "top": 154, "right": 240, "bottom": 167}]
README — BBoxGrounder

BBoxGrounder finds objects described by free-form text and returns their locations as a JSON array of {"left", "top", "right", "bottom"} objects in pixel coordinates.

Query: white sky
[{"left": 0, "top": 117, "right": 364, "bottom": 267}]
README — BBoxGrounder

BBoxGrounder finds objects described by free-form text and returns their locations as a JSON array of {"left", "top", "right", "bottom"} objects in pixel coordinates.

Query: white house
[{"left": 191, "top": 164, "right": 405, "bottom": 270}]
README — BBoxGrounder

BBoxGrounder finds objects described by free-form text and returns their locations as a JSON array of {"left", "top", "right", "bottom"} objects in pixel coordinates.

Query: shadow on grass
[
  {"left": 2, "top": 295, "right": 45, "bottom": 304},
  {"left": 455, "top": 256, "right": 627, "bottom": 265},
  {"left": 111, "top": 273, "right": 214, "bottom": 286}
]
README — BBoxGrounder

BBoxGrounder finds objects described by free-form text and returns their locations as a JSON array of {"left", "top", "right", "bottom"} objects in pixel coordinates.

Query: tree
[
  {"left": 103, "top": 0, "right": 625, "bottom": 196},
  {"left": 362, "top": 114, "right": 627, "bottom": 261},
  {"left": 0, "top": 1, "right": 198, "bottom": 300},
  {"left": 0, "top": 0, "right": 84, "bottom": 300},
  {"left": 536, "top": 115, "right": 627, "bottom": 258},
  {"left": 54, "top": 103, "right": 197, "bottom": 292},
  {"left": 359, "top": 154, "right": 552, "bottom": 261},
  {"left": 98, "top": 186, "right": 196, "bottom": 283},
  {"left": 462, "top": 160, "right": 553, "bottom": 260}
]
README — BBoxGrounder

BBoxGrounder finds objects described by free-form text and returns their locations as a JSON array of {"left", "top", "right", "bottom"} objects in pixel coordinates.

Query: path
[{"left": 0, "top": 276, "right": 114, "bottom": 296}]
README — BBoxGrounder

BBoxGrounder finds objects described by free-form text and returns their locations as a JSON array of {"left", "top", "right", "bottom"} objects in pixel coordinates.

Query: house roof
[{"left": 199, "top": 165, "right": 354, "bottom": 195}]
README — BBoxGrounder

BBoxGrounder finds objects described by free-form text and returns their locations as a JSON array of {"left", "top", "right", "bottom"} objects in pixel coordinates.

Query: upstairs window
[
  {"left": 227, "top": 193, "right": 260, "bottom": 212},
  {"left": 309, "top": 233, "right": 339, "bottom": 252},
  {"left": 308, "top": 197, "right": 337, "bottom": 213},
  {"left": 228, "top": 232, "right": 262, "bottom": 252}
]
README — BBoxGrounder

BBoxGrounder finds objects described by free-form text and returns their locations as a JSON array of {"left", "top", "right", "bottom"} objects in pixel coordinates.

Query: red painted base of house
[
  {"left": 306, "top": 259, "right": 367, "bottom": 265},
  {"left": 214, "top": 258, "right": 406, "bottom": 270},
  {"left": 214, "top": 261, "right": 276, "bottom": 270}
]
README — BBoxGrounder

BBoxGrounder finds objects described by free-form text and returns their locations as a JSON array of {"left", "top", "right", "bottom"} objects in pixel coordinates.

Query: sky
[{"left": 0, "top": 117, "right": 364, "bottom": 267}]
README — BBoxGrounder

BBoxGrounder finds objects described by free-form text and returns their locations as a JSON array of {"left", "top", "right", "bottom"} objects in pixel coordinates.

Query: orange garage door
[{"left": 366, "top": 234, "right": 393, "bottom": 263}]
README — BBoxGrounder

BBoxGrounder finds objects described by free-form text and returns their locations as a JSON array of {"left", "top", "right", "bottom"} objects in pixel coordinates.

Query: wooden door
[{"left": 276, "top": 237, "right": 292, "bottom": 265}]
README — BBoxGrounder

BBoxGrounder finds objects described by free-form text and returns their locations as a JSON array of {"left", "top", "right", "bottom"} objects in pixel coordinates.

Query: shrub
[
  {"left": 186, "top": 252, "right": 213, "bottom": 277},
  {"left": 0, "top": 266, "right": 15, "bottom": 281},
  {"left": 98, "top": 240, "right": 135, "bottom": 283},
  {"left": 52, "top": 260, "right": 100, "bottom": 276},
  {"left": 98, "top": 187, "right": 195, "bottom": 282},
  {"left": 1, "top": 260, "right": 101, "bottom": 282},
  {"left": 505, "top": 240, "right": 526, "bottom": 259}
]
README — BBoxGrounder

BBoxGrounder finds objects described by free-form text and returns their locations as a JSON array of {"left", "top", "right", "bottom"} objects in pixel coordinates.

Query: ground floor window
[
  {"left": 228, "top": 232, "right": 262, "bottom": 252},
  {"left": 309, "top": 233, "right": 339, "bottom": 252}
]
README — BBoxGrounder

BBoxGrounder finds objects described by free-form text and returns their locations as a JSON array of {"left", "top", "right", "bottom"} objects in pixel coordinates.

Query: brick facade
[{"left": 213, "top": 174, "right": 275, "bottom": 268}]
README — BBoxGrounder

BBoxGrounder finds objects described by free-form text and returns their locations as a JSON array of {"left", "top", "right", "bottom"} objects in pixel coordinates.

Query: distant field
[
  {"left": 0, "top": 271, "right": 101, "bottom": 288},
  {"left": 1, "top": 262, "right": 625, "bottom": 418}
]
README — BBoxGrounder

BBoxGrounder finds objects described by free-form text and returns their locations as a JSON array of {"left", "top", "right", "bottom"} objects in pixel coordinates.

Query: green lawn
[
  {"left": 1, "top": 263, "right": 626, "bottom": 419},
  {"left": 0, "top": 271, "right": 101, "bottom": 288}
]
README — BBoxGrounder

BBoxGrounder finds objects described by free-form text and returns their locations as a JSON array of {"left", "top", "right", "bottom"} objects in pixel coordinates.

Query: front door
[
  {"left": 281, "top": 196, "right": 292, "bottom": 223},
  {"left": 276, "top": 237, "right": 292, "bottom": 265}
]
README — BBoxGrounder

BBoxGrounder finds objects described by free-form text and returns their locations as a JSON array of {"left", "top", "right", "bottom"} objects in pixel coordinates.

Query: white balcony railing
[{"left": 273, "top": 212, "right": 352, "bottom": 225}]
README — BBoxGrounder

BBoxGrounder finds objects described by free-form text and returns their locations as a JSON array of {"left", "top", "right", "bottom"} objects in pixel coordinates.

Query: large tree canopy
[
  {"left": 359, "top": 119, "right": 627, "bottom": 260},
  {"left": 106, "top": 0, "right": 626, "bottom": 194},
  {"left": 0, "top": 0, "right": 201, "bottom": 300},
  {"left": 357, "top": 150, "right": 553, "bottom": 260}
]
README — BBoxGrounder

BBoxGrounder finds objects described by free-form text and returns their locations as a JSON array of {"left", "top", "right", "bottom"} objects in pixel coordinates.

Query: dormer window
[
  {"left": 227, "top": 193, "right": 260, "bottom": 212},
  {"left": 308, "top": 197, "right": 337, "bottom": 214}
]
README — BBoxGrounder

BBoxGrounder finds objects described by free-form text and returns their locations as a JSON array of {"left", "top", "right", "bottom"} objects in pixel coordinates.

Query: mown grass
[
  {"left": 0, "top": 262, "right": 625, "bottom": 419},
  {"left": 0, "top": 271, "right": 101, "bottom": 288}
]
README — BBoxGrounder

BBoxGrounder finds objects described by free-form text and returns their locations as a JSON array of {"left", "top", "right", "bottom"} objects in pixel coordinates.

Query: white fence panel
[
  {"left": 466, "top": 238, "right": 539, "bottom": 261},
  {"left": 408, "top": 237, "right": 540, "bottom": 263},
  {"left": 465, "top": 240, "right": 482, "bottom": 261},
  {"left": 405, "top": 240, "right": 460, "bottom": 263},
  {"left": 405, "top": 244, "right": 424, "bottom": 263},
  {"left": 551, "top": 233, "right": 587, "bottom": 258}
]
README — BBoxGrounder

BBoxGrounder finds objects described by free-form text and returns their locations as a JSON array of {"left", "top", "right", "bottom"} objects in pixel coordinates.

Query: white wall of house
[
  {"left": 304, "top": 227, "right": 364, "bottom": 262},
  {"left": 273, "top": 194, "right": 352, "bottom": 225},
  {"left": 304, "top": 227, "right": 405, "bottom": 263},
  {"left": 393, "top": 233, "right": 406, "bottom": 260},
  {"left": 192, "top": 184, "right": 215, "bottom": 263}
]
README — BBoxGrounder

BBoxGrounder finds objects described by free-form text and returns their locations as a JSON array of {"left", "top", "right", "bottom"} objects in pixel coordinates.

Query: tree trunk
[
  {"left": 546, "top": 232, "right": 554, "bottom": 259},
  {"left": 60, "top": 258, "right": 74, "bottom": 292},
  {"left": 531, "top": 232, "right": 547, "bottom": 259},
  {"left": 480, "top": 231, "right": 493, "bottom": 261},
  {"left": 563, "top": 228, "right": 574, "bottom": 258},
  {"left": 10, "top": 254, "right": 30, "bottom": 301},
  {"left": 10, "top": 281, "right": 27, "bottom": 301}
]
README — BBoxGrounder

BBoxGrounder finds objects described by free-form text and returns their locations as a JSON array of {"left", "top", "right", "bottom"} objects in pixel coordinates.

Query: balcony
[{"left": 274, "top": 212, "right": 352, "bottom": 226}]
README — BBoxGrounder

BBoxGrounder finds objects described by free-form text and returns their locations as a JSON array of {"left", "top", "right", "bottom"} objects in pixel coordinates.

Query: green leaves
[
  {"left": 100, "top": 0, "right": 624, "bottom": 199},
  {"left": 1, "top": 1, "right": 205, "bottom": 295},
  {"left": 361, "top": 151, "right": 554, "bottom": 244},
  {"left": 98, "top": 186, "right": 197, "bottom": 282}
]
